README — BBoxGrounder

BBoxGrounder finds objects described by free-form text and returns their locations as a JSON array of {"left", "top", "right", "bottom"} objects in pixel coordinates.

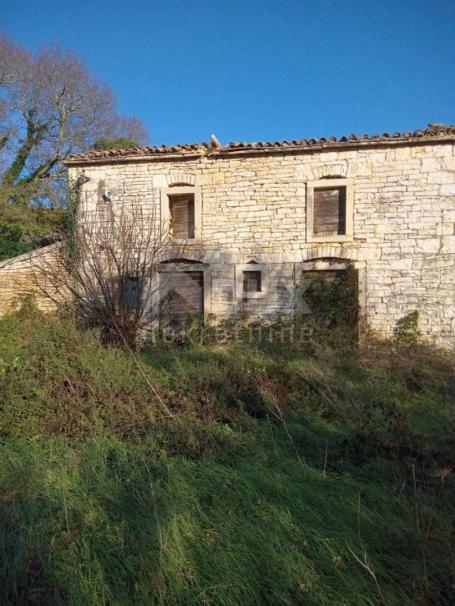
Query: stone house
[{"left": 1, "top": 124, "right": 455, "bottom": 346}]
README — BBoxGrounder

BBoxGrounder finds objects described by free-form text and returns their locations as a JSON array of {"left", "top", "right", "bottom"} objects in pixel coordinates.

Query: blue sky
[{"left": 2, "top": 0, "right": 455, "bottom": 145}]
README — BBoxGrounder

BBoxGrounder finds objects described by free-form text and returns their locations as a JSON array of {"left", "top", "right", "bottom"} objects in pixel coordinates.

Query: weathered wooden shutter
[
  {"left": 243, "top": 270, "right": 262, "bottom": 293},
  {"left": 313, "top": 187, "right": 346, "bottom": 236},
  {"left": 169, "top": 195, "right": 195, "bottom": 239}
]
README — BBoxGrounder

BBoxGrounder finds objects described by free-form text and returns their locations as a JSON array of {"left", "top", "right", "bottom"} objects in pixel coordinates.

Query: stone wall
[
  {"left": 2, "top": 140, "right": 453, "bottom": 347},
  {"left": 0, "top": 246, "right": 59, "bottom": 315},
  {"left": 66, "top": 141, "right": 455, "bottom": 347}
]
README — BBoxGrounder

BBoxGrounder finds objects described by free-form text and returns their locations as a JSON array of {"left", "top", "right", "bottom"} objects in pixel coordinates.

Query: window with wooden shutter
[
  {"left": 235, "top": 264, "right": 268, "bottom": 298},
  {"left": 169, "top": 194, "right": 195, "bottom": 239},
  {"left": 313, "top": 186, "right": 346, "bottom": 236},
  {"left": 306, "top": 178, "right": 353, "bottom": 242},
  {"left": 243, "top": 270, "right": 262, "bottom": 293}
]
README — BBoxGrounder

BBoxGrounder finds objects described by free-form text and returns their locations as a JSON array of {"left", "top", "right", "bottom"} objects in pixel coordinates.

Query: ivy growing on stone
[{"left": 301, "top": 264, "right": 359, "bottom": 331}]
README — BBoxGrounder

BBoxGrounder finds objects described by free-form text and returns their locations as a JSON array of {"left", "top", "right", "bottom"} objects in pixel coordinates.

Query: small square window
[
  {"left": 243, "top": 270, "right": 262, "bottom": 293},
  {"left": 169, "top": 194, "right": 195, "bottom": 239},
  {"left": 235, "top": 264, "right": 268, "bottom": 299}
]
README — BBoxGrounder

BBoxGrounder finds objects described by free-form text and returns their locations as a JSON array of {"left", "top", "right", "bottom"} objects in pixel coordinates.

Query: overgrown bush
[
  {"left": 395, "top": 310, "right": 420, "bottom": 343},
  {"left": 301, "top": 264, "right": 359, "bottom": 331}
]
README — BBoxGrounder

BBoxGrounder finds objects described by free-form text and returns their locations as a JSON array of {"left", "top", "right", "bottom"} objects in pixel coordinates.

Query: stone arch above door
[
  {"left": 301, "top": 246, "right": 360, "bottom": 262},
  {"left": 166, "top": 173, "right": 197, "bottom": 187}
]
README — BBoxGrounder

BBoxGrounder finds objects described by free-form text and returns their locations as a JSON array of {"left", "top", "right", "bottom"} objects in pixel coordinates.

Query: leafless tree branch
[{"left": 31, "top": 187, "right": 194, "bottom": 349}]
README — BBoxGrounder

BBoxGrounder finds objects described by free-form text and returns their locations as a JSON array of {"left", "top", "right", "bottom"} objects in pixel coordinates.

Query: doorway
[{"left": 159, "top": 270, "right": 204, "bottom": 331}]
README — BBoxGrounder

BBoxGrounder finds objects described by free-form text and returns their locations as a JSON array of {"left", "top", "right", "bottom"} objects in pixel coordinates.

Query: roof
[{"left": 65, "top": 123, "right": 455, "bottom": 165}]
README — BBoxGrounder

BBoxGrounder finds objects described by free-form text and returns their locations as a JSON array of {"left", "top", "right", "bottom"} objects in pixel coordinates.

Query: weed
[{"left": 0, "top": 306, "right": 454, "bottom": 605}]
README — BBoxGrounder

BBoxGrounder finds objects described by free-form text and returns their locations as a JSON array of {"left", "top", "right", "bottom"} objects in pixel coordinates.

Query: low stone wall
[{"left": 0, "top": 246, "right": 58, "bottom": 316}]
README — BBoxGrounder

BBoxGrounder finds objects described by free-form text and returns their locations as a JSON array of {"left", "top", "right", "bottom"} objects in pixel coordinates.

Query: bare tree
[
  {"left": 0, "top": 36, "right": 29, "bottom": 150},
  {"left": 0, "top": 35, "right": 149, "bottom": 258},
  {"left": 0, "top": 35, "right": 148, "bottom": 196},
  {"left": 32, "top": 185, "right": 194, "bottom": 349}
]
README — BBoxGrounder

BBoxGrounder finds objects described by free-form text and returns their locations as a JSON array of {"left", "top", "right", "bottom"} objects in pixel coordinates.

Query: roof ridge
[{"left": 66, "top": 123, "right": 455, "bottom": 163}]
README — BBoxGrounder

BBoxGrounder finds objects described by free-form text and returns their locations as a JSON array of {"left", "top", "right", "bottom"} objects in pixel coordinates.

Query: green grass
[{"left": 0, "top": 308, "right": 454, "bottom": 604}]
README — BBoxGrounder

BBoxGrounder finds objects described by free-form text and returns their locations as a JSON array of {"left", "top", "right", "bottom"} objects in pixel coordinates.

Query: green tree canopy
[{"left": 93, "top": 137, "right": 141, "bottom": 151}]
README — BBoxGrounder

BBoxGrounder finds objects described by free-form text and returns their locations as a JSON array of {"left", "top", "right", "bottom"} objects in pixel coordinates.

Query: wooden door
[{"left": 160, "top": 271, "right": 204, "bottom": 329}]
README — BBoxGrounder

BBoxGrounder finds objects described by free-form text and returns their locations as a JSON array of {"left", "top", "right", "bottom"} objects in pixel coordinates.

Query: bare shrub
[{"left": 32, "top": 183, "right": 193, "bottom": 349}]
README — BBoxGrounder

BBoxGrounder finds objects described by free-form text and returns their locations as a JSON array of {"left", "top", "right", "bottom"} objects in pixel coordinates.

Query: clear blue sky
[{"left": 1, "top": 0, "right": 454, "bottom": 145}]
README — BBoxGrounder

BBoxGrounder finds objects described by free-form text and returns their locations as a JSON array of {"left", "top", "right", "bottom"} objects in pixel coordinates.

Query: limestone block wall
[
  {"left": 208, "top": 262, "right": 296, "bottom": 322},
  {"left": 0, "top": 247, "right": 59, "bottom": 315},
  {"left": 0, "top": 140, "right": 446, "bottom": 347}
]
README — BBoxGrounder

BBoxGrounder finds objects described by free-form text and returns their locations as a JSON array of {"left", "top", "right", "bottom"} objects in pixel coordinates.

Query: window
[
  {"left": 161, "top": 185, "right": 201, "bottom": 241},
  {"left": 243, "top": 270, "right": 262, "bottom": 293},
  {"left": 169, "top": 194, "right": 195, "bottom": 239},
  {"left": 124, "top": 276, "right": 141, "bottom": 310},
  {"left": 313, "top": 187, "right": 346, "bottom": 236},
  {"left": 235, "top": 263, "right": 268, "bottom": 299},
  {"left": 306, "top": 178, "right": 353, "bottom": 242}
]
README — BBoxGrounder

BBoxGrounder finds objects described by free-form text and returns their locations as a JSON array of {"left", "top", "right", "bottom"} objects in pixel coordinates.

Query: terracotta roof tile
[{"left": 65, "top": 123, "right": 455, "bottom": 164}]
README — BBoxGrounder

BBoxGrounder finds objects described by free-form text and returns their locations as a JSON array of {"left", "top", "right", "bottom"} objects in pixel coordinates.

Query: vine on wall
[{"left": 301, "top": 264, "right": 359, "bottom": 331}]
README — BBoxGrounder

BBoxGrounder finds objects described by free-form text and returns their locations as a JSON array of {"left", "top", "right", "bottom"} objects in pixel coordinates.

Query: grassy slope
[{"left": 0, "top": 309, "right": 454, "bottom": 605}]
